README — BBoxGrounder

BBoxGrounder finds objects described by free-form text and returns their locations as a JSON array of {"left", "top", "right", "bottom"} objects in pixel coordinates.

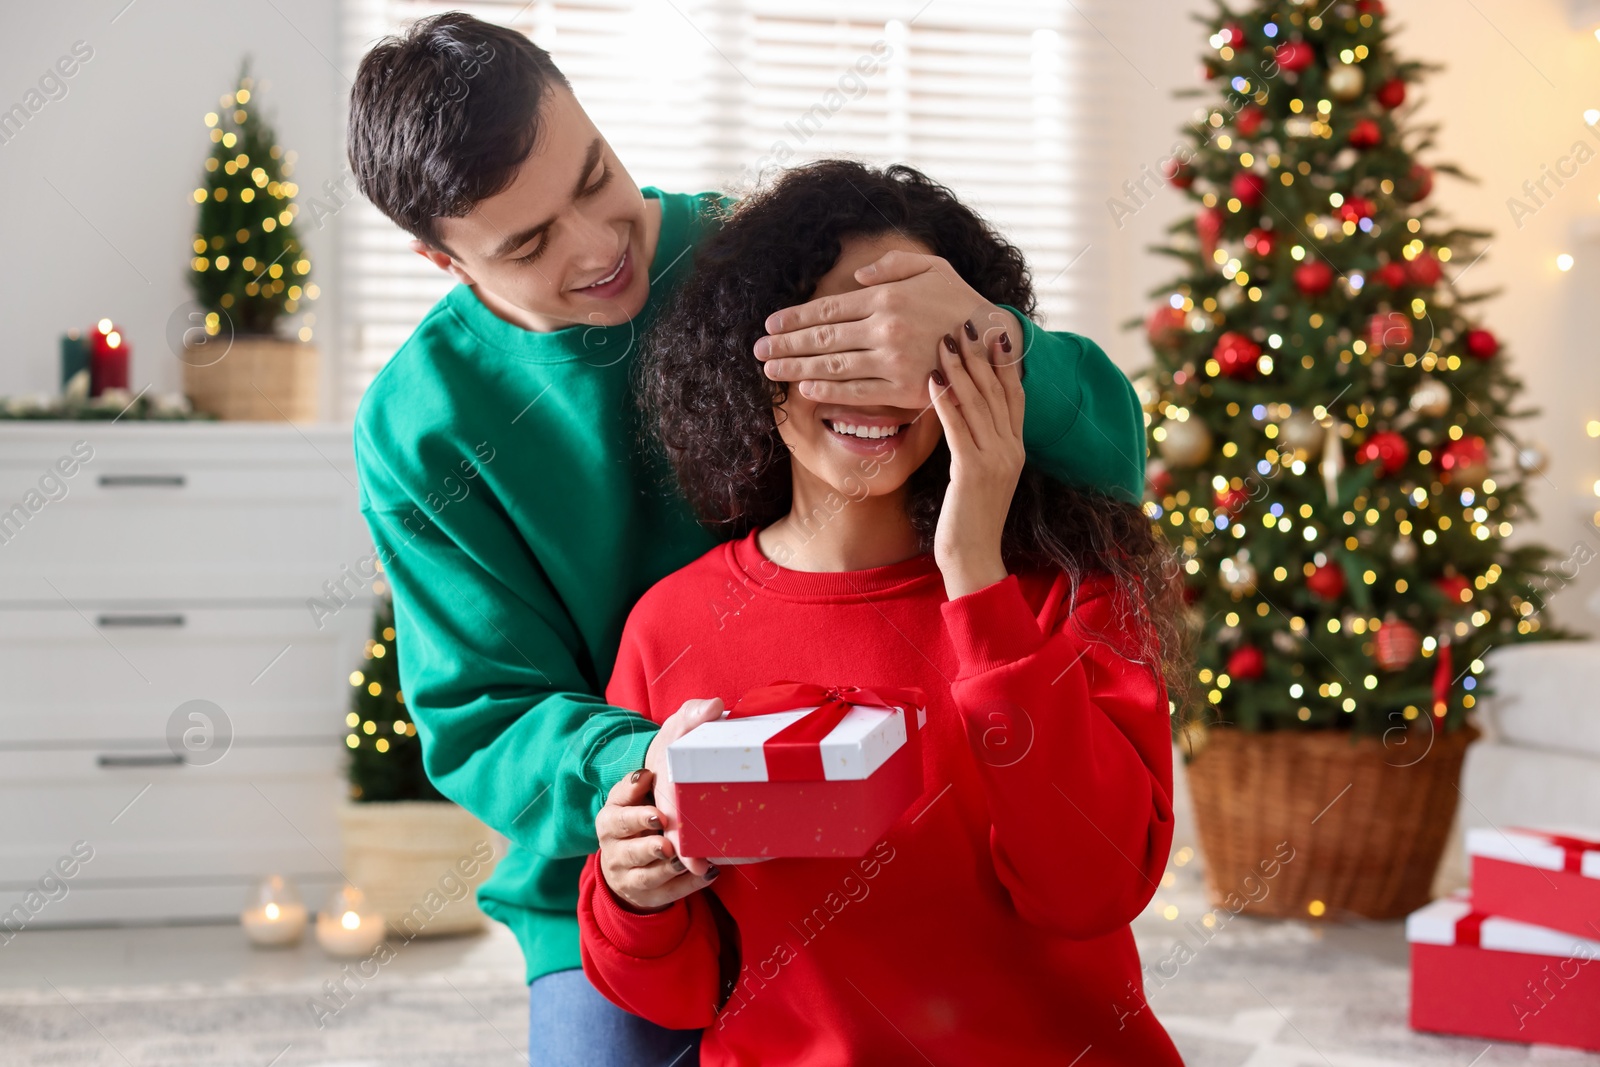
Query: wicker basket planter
[
  {"left": 337, "top": 801, "right": 499, "bottom": 938},
  {"left": 182, "top": 335, "right": 318, "bottom": 422},
  {"left": 1185, "top": 723, "right": 1477, "bottom": 921}
]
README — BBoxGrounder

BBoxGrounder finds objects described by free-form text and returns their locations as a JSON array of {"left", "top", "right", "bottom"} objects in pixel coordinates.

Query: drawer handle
[
  {"left": 97, "top": 753, "right": 184, "bottom": 768},
  {"left": 96, "top": 613, "right": 186, "bottom": 628},
  {"left": 98, "top": 474, "right": 187, "bottom": 488}
]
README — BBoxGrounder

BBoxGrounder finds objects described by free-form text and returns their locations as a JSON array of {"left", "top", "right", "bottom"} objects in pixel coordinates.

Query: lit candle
[
  {"left": 242, "top": 899, "right": 309, "bottom": 946},
  {"left": 240, "top": 874, "right": 308, "bottom": 947},
  {"left": 315, "top": 885, "right": 386, "bottom": 958}
]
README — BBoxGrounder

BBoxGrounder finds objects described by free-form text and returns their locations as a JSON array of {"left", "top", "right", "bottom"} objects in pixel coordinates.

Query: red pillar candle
[{"left": 89, "top": 318, "right": 130, "bottom": 396}]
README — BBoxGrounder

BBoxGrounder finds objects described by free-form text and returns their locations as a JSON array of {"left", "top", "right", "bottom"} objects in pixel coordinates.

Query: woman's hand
[
  {"left": 928, "top": 321, "right": 1025, "bottom": 600},
  {"left": 596, "top": 767, "right": 718, "bottom": 914}
]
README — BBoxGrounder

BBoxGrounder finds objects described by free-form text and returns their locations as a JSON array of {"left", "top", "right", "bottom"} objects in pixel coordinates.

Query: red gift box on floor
[
  {"left": 1408, "top": 893, "right": 1600, "bottom": 1051},
  {"left": 1468, "top": 826, "right": 1600, "bottom": 943},
  {"left": 666, "top": 682, "right": 926, "bottom": 860}
]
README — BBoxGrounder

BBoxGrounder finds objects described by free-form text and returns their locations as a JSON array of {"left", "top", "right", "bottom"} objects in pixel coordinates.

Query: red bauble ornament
[
  {"left": 1349, "top": 118, "right": 1382, "bottom": 149},
  {"left": 1213, "top": 331, "right": 1262, "bottom": 379},
  {"left": 1465, "top": 328, "right": 1500, "bottom": 360},
  {"left": 1373, "top": 619, "right": 1420, "bottom": 672},
  {"left": 1434, "top": 574, "right": 1472, "bottom": 607},
  {"left": 1163, "top": 157, "right": 1194, "bottom": 189},
  {"left": 1374, "top": 261, "right": 1410, "bottom": 289},
  {"left": 1223, "top": 22, "right": 1247, "bottom": 47},
  {"left": 1274, "top": 41, "right": 1315, "bottom": 73},
  {"left": 1402, "top": 163, "right": 1435, "bottom": 202},
  {"left": 1358, "top": 0, "right": 1387, "bottom": 16},
  {"left": 1406, "top": 252, "right": 1443, "bottom": 287},
  {"left": 1146, "top": 305, "right": 1188, "bottom": 349},
  {"left": 1245, "top": 228, "right": 1276, "bottom": 258},
  {"left": 1147, "top": 463, "right": 1174, "bottom": 499},
  {"left": 1307, "top": 562, "right": 1347, "bottom": 602},
  {"left": 1196, "top": 206, "right": 1224, "bottom": 258},
  {"left": 1338, "top": 196, "right": 1375, "bottom": 223},
  {"left": 1376, "top": 78, "right": 1407, "bottom": 109},
  {"left": 1232, "top": 171, "right": 1268, "bottom": 207},
  {"left": 1355, "top": 430, "right": 1409, "bottom": 476},
  {"left": 1294, "top": 259, "right": 1335, "bottom": 296},
  {"left": 89, "top": 320, "right": 130, "bottom": 398},
  {"left": 1367, "top": 310, "right": 1413, "bottom": 352},
  {"left": 1215, "top": 486, "right": 1251, "bottom": 517},
  {"left": 1438, "top": 435, "right": 1489, "bottom": 484},
  {"left": 1226, "top": 645, "right": 1266, "bottom": 681},
  {"left": 1235, "top": 106, "right": 1266, "bottom": 138}
]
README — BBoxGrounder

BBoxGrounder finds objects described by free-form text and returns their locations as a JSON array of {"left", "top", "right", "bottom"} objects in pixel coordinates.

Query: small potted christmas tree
[
  {"left": 338, "top": 591, "right": 498, "bottom": 938},
  {"left": 182, "top": 61, "right": 320, "bottom": 421},
  {"left": 1142, "top": 0, "right": 1565, "bottom": 920}
]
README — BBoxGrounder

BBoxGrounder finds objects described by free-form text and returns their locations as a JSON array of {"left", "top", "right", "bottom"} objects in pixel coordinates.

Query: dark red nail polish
[
  {"left": 630, "top": 769, "right": 643, "bottom": 783},
  {"left": 705, "top": 865, "right": 720, "bottom": 881},
  {"left": 942, "top": 334, "right": 958, "bottom": 354},
  {"left": 1000, "top": 332, "right": 1012, "bottom": 353},
  {"left": 932, "top": 369, "right": 948, "bottom": 387},
  {"left": 962, "top": 319, "right": 978, "bottom": 341}
]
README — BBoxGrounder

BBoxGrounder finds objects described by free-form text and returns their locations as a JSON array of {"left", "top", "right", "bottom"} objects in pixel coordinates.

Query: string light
[{"left": 190, "top": 68, "right": 314, "bottom": 340}]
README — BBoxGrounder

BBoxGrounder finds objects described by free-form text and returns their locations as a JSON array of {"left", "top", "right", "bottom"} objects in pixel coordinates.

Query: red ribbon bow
[
  {"left": 1453, "top": 909, "right": 1485, "bottom": 947},
  {"left": 1512, "top": 827, "right": 1598, "bottom": 875},
  {"left": 726, "top": 681, "right": 926, "bottom": 782}
]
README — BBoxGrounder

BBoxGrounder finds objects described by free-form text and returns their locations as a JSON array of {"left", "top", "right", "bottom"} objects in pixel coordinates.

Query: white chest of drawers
[{"left": 0, "top": 424, "right": 374, "bottom": 926}]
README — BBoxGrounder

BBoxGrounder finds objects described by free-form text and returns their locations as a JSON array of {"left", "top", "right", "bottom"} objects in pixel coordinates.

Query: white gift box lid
[
  {"left": 1406, "top": 892, "right": 1600, "bottom": 958},
  {"left": 667, "top": 703, "right": 924, "bottom": 784},
  {"left": 1466, "top": 825, "right": 1600, "bottom": 880}
]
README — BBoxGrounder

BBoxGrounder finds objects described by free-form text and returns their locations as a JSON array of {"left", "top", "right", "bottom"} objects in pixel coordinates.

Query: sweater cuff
[
  {"left": 940, "top": 575, "right": 1046, "bottom": 676},
  {"left": 588, "top": 859, "right": 693, "bottom": 959},
  {"left": 998, "top": 305, "right": 1085, "bottom": 456},
  {"left": 587, "top": 721, "right": 658, "bottom": 800}
]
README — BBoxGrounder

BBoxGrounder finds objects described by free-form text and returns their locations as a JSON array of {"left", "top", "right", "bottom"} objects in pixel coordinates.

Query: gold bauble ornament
[
  {"left": 1158, "top": 418, "right": 1213, "bottom": 468},
  {"left": 1410, "top": 378, "right": 1451, "bottom": 417},
  {"left": 1219, "top": 550, "right": 1258, "bottom": 597},
  {"left": 1328, "top": 63, "right": 1365, "bottom": 101},
  {"left": 1516, "top": 444, "right": 1549, "bottom": 476},
  {"left": 1280, "top": 409, "right": 1324, "bottom": 458}
]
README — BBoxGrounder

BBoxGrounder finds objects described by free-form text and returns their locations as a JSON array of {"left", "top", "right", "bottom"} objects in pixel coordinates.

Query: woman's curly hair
[{"left": 641, "top": 160, "right": 1189, "bottom": 693}]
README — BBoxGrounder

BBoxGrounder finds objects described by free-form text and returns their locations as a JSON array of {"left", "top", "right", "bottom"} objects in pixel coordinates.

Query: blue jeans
[{"left": 528, "top": 967, "right": 702, "bottom": 1067}]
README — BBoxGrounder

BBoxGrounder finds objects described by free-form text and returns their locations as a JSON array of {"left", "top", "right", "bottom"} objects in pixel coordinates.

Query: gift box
[
  {"left": 1408, "top": 893, "right": 1600, "bottom": 1051},
  {"left": 667, "top": 682, "right": 926, "bottom": 859},
  {"left": 1468, "top": 826, "right": 1600, "bottom": 943}
]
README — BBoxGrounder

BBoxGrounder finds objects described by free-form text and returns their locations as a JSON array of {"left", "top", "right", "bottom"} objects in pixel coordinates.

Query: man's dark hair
[
  {"left": 348, "top": 12, "right": 569, "bottom": 249},
  {"left": 641, "top": 159, "right": 1189, "bottom": 691}
]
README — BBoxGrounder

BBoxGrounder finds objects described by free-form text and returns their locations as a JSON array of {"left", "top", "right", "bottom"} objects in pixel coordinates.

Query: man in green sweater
[{"left": 348, "top": 13, "right": 1144, "bottom": 1066}]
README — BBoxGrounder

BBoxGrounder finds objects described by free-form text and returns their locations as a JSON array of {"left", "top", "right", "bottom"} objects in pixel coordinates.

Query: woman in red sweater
[{"left": 577, "top": 161, "right": 1187, "bottom": 1065}]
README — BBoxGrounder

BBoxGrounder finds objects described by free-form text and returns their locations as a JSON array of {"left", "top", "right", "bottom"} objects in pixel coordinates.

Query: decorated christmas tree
[
  {"left": 345, "top": 595, "right": 441, "bottom": 802},
  {"left": 188, "top": 62, "right": 317, "bottom": 337},
  {"left": 1140, "top": 0, "right": 1562, "bottom": 737}
]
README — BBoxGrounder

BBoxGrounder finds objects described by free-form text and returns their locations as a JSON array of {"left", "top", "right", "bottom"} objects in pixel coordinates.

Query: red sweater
[{"left": 578, "top": 531, "right": 1181, "bottom": 1066}]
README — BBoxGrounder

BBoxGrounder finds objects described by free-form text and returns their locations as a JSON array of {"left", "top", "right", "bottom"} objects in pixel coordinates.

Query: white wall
[
  {"left": 0, "top": 0, "right": 345, "bottom": 412},
  {"left": 1100, "top": 0, "right": 1600, "bottom": 635}
]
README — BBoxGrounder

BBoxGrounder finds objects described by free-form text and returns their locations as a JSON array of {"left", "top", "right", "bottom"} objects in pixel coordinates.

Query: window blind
[{"left": 337, "top": 0, "right": 1112, "bottom": 417}]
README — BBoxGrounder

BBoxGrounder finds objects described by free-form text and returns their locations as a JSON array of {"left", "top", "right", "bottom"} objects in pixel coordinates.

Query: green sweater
[{"left": 353, "top": 188, "right": 1145, "bottom": 984}]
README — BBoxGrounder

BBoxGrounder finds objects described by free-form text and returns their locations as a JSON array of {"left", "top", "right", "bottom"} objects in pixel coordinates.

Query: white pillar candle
[
  {"left": 315, "top": 884, "right": 386, "bottom": 957},
  {"left": 241, "top": 874, "right": 308, "bottom": 948}
]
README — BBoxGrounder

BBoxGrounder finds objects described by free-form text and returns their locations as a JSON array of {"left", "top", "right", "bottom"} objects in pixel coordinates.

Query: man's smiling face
[{"left": 425, "top": 85, "right": 652, "bottom": 331}]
